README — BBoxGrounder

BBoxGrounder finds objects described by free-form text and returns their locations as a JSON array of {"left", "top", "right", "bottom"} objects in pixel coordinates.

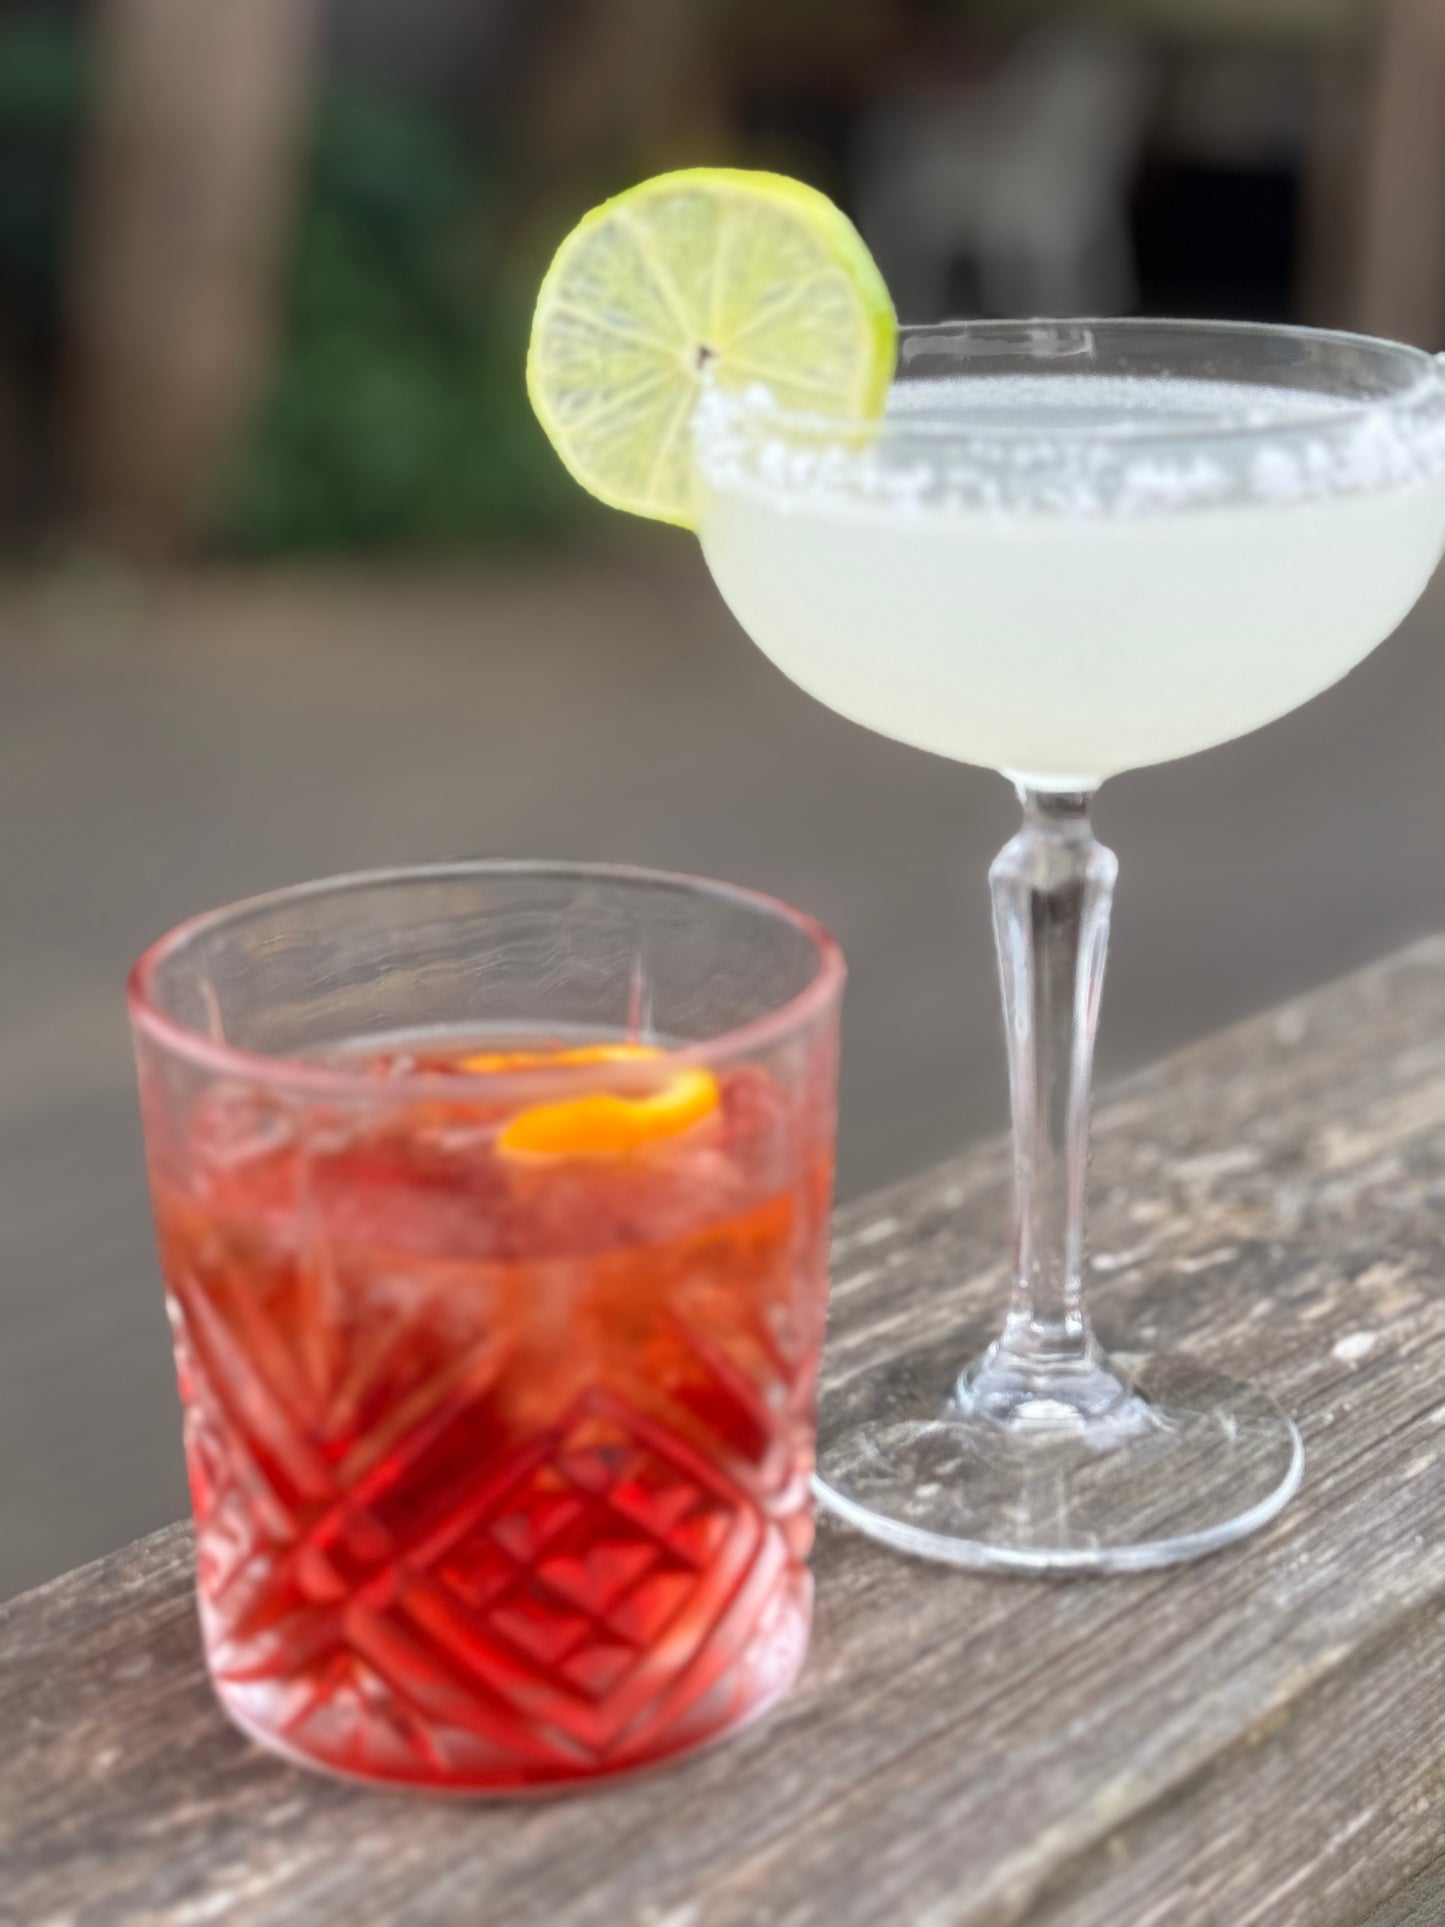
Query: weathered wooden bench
[{"left": 5, "top": 942, "right": 1444, "bottom": 1926}]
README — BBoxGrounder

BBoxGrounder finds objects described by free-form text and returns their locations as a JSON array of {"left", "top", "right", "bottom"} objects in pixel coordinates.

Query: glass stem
[{"left": 961, "top": 786, "right": 1127, "bottom": 1426}]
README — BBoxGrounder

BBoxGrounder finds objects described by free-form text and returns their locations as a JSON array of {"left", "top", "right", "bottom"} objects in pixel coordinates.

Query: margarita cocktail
[
  {"left": 697, "top": 320, "right": 1445, "bottom": 1569},
  {"left": 700, "top": 358, "right": 1445, "bottom": 783},
  {"left": 525, "top": 172, "right": 1445, "bottom": 1571}
]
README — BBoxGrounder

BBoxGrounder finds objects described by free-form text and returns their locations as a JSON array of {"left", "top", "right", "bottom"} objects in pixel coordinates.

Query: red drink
[{"left": 148, "top": 1039, "right": 833, "bottom": 1791}]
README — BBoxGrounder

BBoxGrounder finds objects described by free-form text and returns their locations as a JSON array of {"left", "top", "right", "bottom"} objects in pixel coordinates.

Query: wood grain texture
[{"left": 4, "top": 941, "right": 1445, "bottom": 1927}]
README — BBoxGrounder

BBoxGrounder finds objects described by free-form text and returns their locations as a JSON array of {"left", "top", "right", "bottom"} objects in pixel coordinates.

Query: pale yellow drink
[{"left": 700, "top": 375, "right": 1445, "bottom": 786}]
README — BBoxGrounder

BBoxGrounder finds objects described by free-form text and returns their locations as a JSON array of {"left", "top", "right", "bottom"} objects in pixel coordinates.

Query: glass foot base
[{"left": 815, "top": 1344, "right": 1303, "bottom": 1574}]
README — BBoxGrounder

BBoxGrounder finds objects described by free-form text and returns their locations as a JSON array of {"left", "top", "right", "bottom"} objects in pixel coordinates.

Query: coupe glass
[
  {"left": 129, "top": 862, "right": 843, "bottom": 1789},
  {"left": 696, "top": 319, "right": 1445, "bottom": 1572}
]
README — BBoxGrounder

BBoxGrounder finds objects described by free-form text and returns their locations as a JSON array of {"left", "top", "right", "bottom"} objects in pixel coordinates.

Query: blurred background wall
[
  {"left": 7, "top": 0, "right": 1445, "bottom": 559},
  {"left": 3, "top": 0, "right": 1445, "bottom": 1596}
]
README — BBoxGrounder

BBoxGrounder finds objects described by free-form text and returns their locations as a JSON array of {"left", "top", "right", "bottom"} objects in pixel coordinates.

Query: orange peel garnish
[{"left": 479, "top": 1042, "right": 720, "bottom": 1160}]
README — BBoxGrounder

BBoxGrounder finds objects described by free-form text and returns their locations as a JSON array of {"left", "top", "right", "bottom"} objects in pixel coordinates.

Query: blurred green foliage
[
  {"left": 214, "top": 88, "right": 583, "bottom": 553},
  {"left": 0, "top": 13, "right": 83, "bottom": 356},
  {"left": 0, "top": 12, "right": 582, "bottom": 551}
]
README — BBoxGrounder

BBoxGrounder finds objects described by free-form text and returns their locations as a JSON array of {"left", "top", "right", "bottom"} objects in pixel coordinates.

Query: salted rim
[
  {"left": 127, "top": 859, "right": 846, "bottom": 1100},
  {"left": 724, "top": 318, "right": 1445, "bottom": 445},
  {"left": 694, "top": 318, "right": 1445, "bottom": 517}
]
